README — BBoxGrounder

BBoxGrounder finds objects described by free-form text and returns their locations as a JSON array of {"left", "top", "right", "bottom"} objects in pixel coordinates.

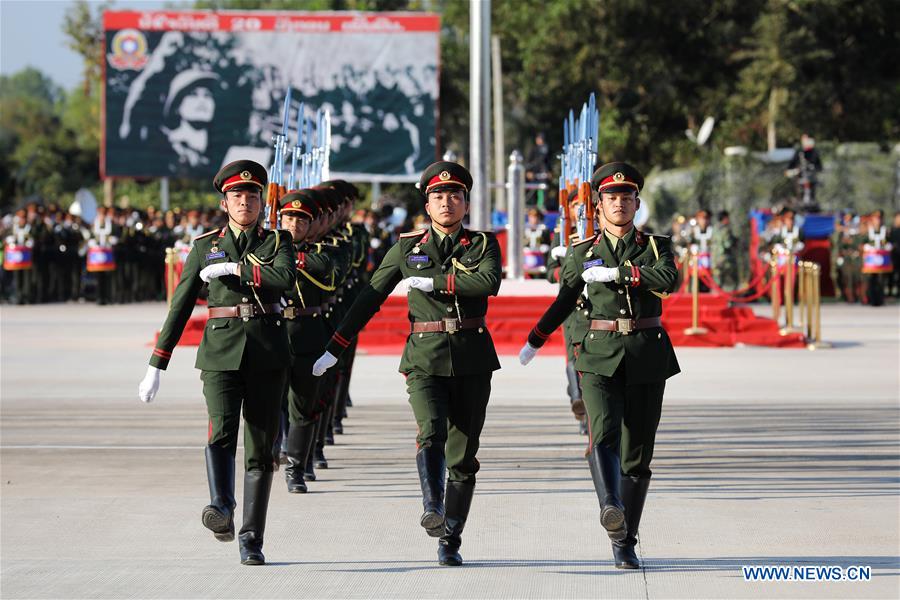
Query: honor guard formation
[{"left": 127, "top": 149, "right": 691, "bottom": 570}]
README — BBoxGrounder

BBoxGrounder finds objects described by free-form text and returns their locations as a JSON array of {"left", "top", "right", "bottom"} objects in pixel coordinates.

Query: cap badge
[
  {"left": 613, "top": 172, "right": 625, "bottom": 182},
  {"left": 292, "top": 200, "right": 301, "bottom": 208},
  {"left": 240, "top": 170, "right": 252, "bottom": 181},
  {"left": 439, "top": 170, "right": 451, "bottom": 181}
]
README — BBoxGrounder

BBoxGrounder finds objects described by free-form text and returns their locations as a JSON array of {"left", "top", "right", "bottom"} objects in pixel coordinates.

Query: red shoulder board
[
  {"left": 193, "top": 229, "right": 218, "bottom": 241},
  {"left": 573, "top": 234, "right": 598, "bottom": 247}
]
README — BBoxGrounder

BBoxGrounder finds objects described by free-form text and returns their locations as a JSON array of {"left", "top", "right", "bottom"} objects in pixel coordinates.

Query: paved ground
[{"left": 1, "top": 301, "right": 898, "bottom": 599}]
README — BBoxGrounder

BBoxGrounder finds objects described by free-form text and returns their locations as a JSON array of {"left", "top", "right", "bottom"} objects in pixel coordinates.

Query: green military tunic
[
  {"left": 149, "top": 223, "right": 294, "bottom": 470},
  {"left": 283, "top": 240, "right": 335, "bottom": 424},
  {"left": 528, "top": 227, "right": 680, "bottom": 476},
  {"left": 325, "top": 226, "right": 501, "bottom": 482}
]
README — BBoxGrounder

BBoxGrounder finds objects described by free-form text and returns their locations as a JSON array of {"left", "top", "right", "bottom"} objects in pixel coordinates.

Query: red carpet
[
  {"left": 355, "top": 293, "right": 806, "bottom": 354},
  {"left": 163, "top": 292, "right": 806, "bottom": 352}
]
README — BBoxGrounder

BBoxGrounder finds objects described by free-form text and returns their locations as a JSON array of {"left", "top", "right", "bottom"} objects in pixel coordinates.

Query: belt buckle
[
  {"left": 283, "top": 306, "right": 296, "bottom": 319},
  {"left": 238, "top": 304, "right": 254, "bottom": 318},
  {"left": 443, "top": 318, "right": 459, "bottom": 334},
  {"left": 616, "top": 318, "right": 634, "bottom": 335}
]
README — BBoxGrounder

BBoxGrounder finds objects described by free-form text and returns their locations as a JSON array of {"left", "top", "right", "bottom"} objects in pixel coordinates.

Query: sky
[{"left": 1, "top": 0, "right": 173, "bottom": 91}]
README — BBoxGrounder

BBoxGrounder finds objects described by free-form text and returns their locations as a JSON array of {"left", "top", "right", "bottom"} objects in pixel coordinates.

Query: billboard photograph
[{"left": 102, "top": 11, "right": 440, "bottom": 181}]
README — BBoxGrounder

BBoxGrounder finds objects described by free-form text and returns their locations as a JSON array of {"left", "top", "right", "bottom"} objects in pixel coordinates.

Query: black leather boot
[
  {"left": 284, "top": 423, "right": 315, "bottom": 494},
  {"left": 314, "top": 416, "right": 329, "bottom": 469},
  {"left": 238, "top": 470, "right": 273, "bottom": 565},
  {"left": 588, "top": 444, "right": 626, "bottom": 541},
  {"left": 416, "top": 446, "right": 446, "bottom": 537},
  {"left": 201, "top": 445, "right": 236, "bottom": 542},
  {"left": 612, "top": 475, "right": 650, "bottom": 569},
  {"left": 438, "top": 480, "right": 474, "bottom": 566},
  {"left": 333, "top": 371, "right": 350, "bottom": 434},
  {"left": 303, "top": 420, "right": 318, "bottom": 481}
]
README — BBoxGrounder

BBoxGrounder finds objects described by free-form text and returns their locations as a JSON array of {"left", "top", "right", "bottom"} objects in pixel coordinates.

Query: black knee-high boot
[
  {"left": 588, "top": 444, "right": 626, "bottom": 541},
  {"left": 612, "top": 475, "right": 650, "bottom": 569},
  {"left": 284, "top": 422, "right": 316, "bottom": 493},
  {"left": 201, "top": 445, "right": 236, "bottom": 542},
  {"left": 416, "top": 446, "right": 446, "bottom": 537},
  {"left": 438, "top": 480, "right": 475, "bottom": 566},
  {"left": 238, "top": 471, "right": 273, "bottom": 565}
]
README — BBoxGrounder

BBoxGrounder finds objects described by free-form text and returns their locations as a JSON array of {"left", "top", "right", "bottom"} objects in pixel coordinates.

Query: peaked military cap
[
  {"left": 321, "top": 179, "right": 359, "bottom": 201},
  {"left": 591, "top": 161, "right": 643, "bottom": 194},
  {"left": 213, "top": 160, "right": 268, "bottom": 194},
  {"left": 280, "top": 190, "right": 319, "bottom": 219},
  {"left": 312, "top": 185, "right": 341, "bottom": 211},
  {"left": 418, "top": 161, "right": 473, "bottom": 196}
]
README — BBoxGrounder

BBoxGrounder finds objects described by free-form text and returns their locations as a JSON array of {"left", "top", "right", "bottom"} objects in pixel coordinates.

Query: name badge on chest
[
  {"left": 583, "top": 258, "right": 604, "bottom": 269},
  {"left": 206, "top": 250, "right": 227, "bottom": 262},
  {"left": 407, "top": 254, "right": 431, "bottom": 269}
]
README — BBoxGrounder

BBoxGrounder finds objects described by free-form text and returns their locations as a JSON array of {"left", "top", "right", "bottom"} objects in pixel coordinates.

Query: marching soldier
[
  {"left": 137, "top": 160, "right": 294, "bottom": 565},
  {"left": 278, "top": 190, "right": 335, "bottom": 493},
  {"left": 312, "top": 161, "right": 502, "bottom": 566},
  {"left": 519, "top": 162, "right": 680, "bottom": 570},
  {"left": 547, "top": 188, "right": 591, "bottom": 434},
  {"left": 321, "top": 180, "right": 369, "bottom": 436},
  {"left": 309, "top": 186, "right": 353, "bottom": 472}
]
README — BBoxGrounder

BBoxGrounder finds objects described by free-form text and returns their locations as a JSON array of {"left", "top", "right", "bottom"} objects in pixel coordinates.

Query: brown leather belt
[
  {"left": 283, "top": 306, "right": 322, "bottom": 319},
  {"left": 589, "top": 316, "right": 662, "bottom": 335},
  {"left": 411, "top": 317, "right": 486, "bottom": 334},
  {"left": 208, "top": 303, "right": 283, "bottom": 319}
]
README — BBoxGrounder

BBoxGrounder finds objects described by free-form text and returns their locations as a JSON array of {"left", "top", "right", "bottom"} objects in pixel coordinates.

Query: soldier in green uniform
[
  {"left": 321, "top": 180, "right": 369, "bottom": 435},
  {"left": 313, "top": 161, "right": 502, "bottom": 567},
  {"left": 711, "top": 210, "right": 740, "bottom": 290},
  {"left": 547, "top": 188, "right": 592, "bottom": 434},
  {"left": 278, "top": 190, "right": 336, "bottom": 493},
  {"left": 519, "top": 162, "right": 680, "bottom": 570},
  {"left": 309, "top": 186, "right": 353, "bottom": 471},
  {"left": 137, "top": 160, "right": 294, "bottom": 565}
]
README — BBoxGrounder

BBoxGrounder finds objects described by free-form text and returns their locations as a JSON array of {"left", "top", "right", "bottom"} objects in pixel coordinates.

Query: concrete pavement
[{"left": 1, "top": 302, "right": 898, "bottom": 598}]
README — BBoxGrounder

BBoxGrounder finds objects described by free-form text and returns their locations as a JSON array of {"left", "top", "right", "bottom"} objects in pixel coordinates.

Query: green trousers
[
  {"left": 286, "top": 361, "right": 325, "bottom": 426},
  {"left": 201, "top": 368, "right": 287, "bottom": 472},
  {"left": 406, "top": 370, "right": 492, "bottom": 484},
  {"left": 580, "top": 365, "right": 665, "bottom": 478}
]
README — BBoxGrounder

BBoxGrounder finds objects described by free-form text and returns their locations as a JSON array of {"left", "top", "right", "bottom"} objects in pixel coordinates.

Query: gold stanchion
[
  {"left": 165, "top": 247, "right": 177, "bottom": 307},
  {"left": 770, "top": 260, "right": 781, "bottom": 322},
  {"left": 798, "top": 261, "right": 810, "bottom": 339},
  {"left": 780, "top": 247, "right": 799, "bottom": 335},
  {"left": 684, "top": 248, "right": 708, "bottom": 335},
  {"left": 804, "top": 262, "right": 815, "bottom": 341},
  {"left": 807, "top": 263, "right": 832, "bottom": 350}
]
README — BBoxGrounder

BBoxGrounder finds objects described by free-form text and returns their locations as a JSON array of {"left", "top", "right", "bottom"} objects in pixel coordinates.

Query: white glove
[
  {"left": 582, "top": 266, "right": 618, "bottom": 284},
  {"left": 199, "top": 262, "right": 239, "bottom": 283},
  {"left": 519, "top": 342, "right": 539, "bottom": 365},
  {"left": 404, "top": 276, "right": 434, "bottom": 293},
  {"left": 138, "top": 366, "right": 161, "bottom": 403},
  {"left": 550, "top": 245, "right": 567, "bottom": 260},
  {"left": 312, "top": 351, "right": 338, "bottom": 376}
]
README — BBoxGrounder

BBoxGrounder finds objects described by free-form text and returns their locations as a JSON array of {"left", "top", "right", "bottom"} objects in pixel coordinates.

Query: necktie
[
  {"left": 237, "top": 231, "right": 247, "bottom": 253},
  {"left": 441, "top": 235, "right": 453, "bottom": 260},
  {"left": 615, "top": 239, "right": 625, "bottom": 259}
]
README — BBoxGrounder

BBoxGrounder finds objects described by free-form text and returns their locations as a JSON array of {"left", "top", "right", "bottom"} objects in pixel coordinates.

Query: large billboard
[{"left": 102, "top": 11, "right": 440, "bottom": 182}]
